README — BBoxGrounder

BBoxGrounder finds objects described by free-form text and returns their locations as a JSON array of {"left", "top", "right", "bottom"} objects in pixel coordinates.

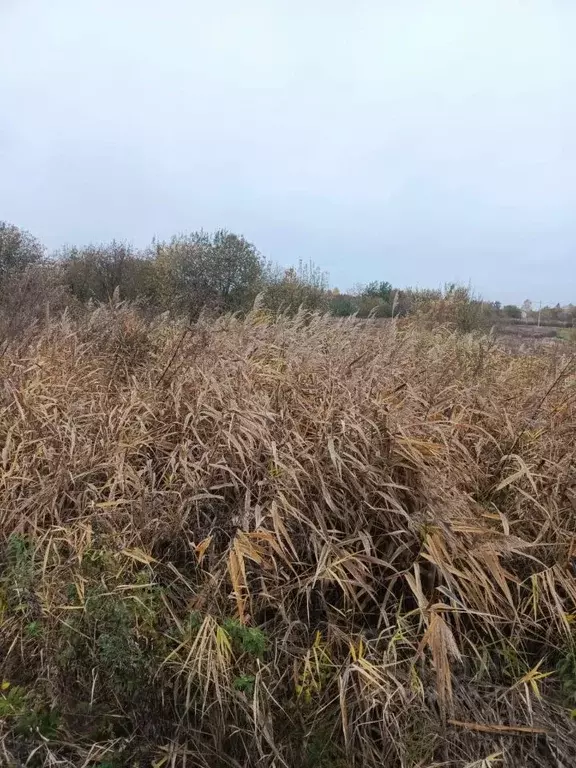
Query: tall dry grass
[{"left": 0, "top": 305, "right": 575, "bottom": 767}]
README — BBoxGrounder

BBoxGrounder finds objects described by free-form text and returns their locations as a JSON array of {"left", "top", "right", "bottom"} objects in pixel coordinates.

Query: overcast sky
[{"left": 1, "top": 0, "right": 575, "bottom": 304}]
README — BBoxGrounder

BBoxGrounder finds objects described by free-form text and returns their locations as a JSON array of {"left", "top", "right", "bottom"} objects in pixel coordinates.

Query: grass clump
[{"left": 0, "top": 305, "right": 575, "bottom": 766}]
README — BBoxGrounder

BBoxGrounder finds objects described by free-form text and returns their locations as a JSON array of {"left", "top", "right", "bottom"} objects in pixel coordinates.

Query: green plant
[
  {"left": 305, "top": 726, "right": 345, "bottom": 768},
  {"left": 233, "top": 674, "right": 256, "bottom": 695},
  {"left": 557, "top": 645, "right": 576, "bottom": 704},
  {"left": 0, "top": 683, "right": 60, "bottom": 740},
  {"left": 93, "top": 761, "right": 122, "bottom": 768},
  {"left": 25, "top": 620, "right": 42, "bottom": 639},
  {"left": 0, "top": 683, "right": 27, "bottom": 717},
  {"left": 3, "top": 533, "right": 36, "bottom": 617},
  {"left": 222, "top": 618, "right": 267, "bottom": 658},
  {"left": 58, "top": 586, "right": 151, "bottom": 700}
]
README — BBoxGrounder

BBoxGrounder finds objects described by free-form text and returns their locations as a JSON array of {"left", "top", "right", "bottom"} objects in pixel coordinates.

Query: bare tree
[
  {"left": 0, "top": 221, "right": 45, "bottom": 282},
  {"left": 60, "top": 241, "right": 157, "bottom": 303}
]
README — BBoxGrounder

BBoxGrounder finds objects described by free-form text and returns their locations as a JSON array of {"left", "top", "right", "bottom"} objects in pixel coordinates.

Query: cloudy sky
[{"left": 1, "top": 0, "right": 575, "bottom": 304}]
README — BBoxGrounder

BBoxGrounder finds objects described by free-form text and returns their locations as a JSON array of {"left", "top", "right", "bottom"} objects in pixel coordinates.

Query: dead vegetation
[{"left": 0, "top": 304, "right": 576, "bottom": 767}]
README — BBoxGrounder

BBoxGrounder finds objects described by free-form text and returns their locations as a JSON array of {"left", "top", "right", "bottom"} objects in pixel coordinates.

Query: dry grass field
[{"left": 1, "top": 305, "right": 576, "bottom": 767}]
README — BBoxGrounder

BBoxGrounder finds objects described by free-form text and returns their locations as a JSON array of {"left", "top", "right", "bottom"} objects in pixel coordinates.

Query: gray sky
[{"left": 1, "top": 0, "right": 575, "bottom": 304}]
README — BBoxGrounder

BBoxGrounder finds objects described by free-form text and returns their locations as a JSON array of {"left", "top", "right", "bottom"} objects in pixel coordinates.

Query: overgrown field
[{"left": 1, "top": 306, "right": 576, "bottom": 767}]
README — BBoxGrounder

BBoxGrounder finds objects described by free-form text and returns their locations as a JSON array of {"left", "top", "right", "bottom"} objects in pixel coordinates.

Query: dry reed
[{"left": 0, "top": 304, "right": 575, "bottom": 767}]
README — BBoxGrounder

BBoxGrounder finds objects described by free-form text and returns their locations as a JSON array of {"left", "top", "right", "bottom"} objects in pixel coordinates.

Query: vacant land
[{"left": 0, "top": 306, "right": 575, "bottom": 767}]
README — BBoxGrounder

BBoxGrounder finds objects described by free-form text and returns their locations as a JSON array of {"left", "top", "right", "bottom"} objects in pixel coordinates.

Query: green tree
[
  {"left": 155, "top": 230, "right": 264, "bottom": 316},
  {"left": 356, "top": 280, "right": 394, "bottom": 317},
  {"left": 329, "top": 293, "right": 357, "bottom": 316},
  {"left": 363, "top": 281, "right": 393, "bottom": 301},
  {"left": 502, "top": 305, "right": 522, "bottom": 319}
]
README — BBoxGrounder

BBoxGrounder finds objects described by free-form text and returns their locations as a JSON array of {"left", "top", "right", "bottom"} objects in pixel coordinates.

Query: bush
[
  {"left": 60, "top": 242, "right": 159, "bottom": 304},
  {"left": 412, "top": 284, "right": 495, "bottom": 332},
  {"left": 329, "top": 293, "right": 357, "bottom": 316},
  {"left": 155, "top": 229, "right": 264, "bottom": 317},
  {"left": 262, "top": 261, "right": 329, "bottom": 314},
  {"left": 0, "top": 262, "right": 73, "bottom": 347},
  {"left": 0, "top": 221, "right": 44, "bottom": 284},
  {"left": 503, "top": 304, "right": 522, "bottom": 319}
]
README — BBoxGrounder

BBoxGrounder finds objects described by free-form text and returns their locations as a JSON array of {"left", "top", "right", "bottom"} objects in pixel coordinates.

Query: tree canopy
[{"left": 0, "top": 221, "right": 44, "bottom": 281}]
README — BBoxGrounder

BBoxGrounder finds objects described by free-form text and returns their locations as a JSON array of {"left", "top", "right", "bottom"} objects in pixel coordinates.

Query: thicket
[
  {"left": 1, "top": 222, "right": 576, "bottom": 766},
  {"left": 0, "top": 220, "right": 555, "bottom": 336}
]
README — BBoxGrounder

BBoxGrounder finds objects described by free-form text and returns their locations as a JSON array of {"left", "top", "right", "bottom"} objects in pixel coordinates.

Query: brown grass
[{"left": 0, "top": 305, "right": 576, "bottom": 767}]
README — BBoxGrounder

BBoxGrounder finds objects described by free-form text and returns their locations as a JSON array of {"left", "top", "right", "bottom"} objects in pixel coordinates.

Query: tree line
[{"left": 1, "top": 220, "right": 574, "bottom": 332}]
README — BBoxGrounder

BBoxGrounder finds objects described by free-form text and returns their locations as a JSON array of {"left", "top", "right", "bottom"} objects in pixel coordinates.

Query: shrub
[
  {"left": 0, "top": 262, "right": 73, "bottom": 348},
  {"left": 262, "top": 260, "right": 329, "bottom": 314},
  {"left": 154, "top": 229, "right": 264, "bottom": 317},
  {"left": 60, "top": 242, "right": 159, "bottom": 304},
  {"left": 0, "top": 221, "right": 44, "bottom": 284},
  {"left": 412, "top": 283, "right": 495, "bottom": 332},
  {"left": 329, "top": 293, "right": 357, "bottom": 316},
  {"left": 503, "top": 304, "right": 522, "bottom": 319}
]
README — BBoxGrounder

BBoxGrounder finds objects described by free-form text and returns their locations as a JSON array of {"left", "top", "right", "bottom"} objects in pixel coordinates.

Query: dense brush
[{"left": 0, "top": 304, "right": 575, "bottom": 767}]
